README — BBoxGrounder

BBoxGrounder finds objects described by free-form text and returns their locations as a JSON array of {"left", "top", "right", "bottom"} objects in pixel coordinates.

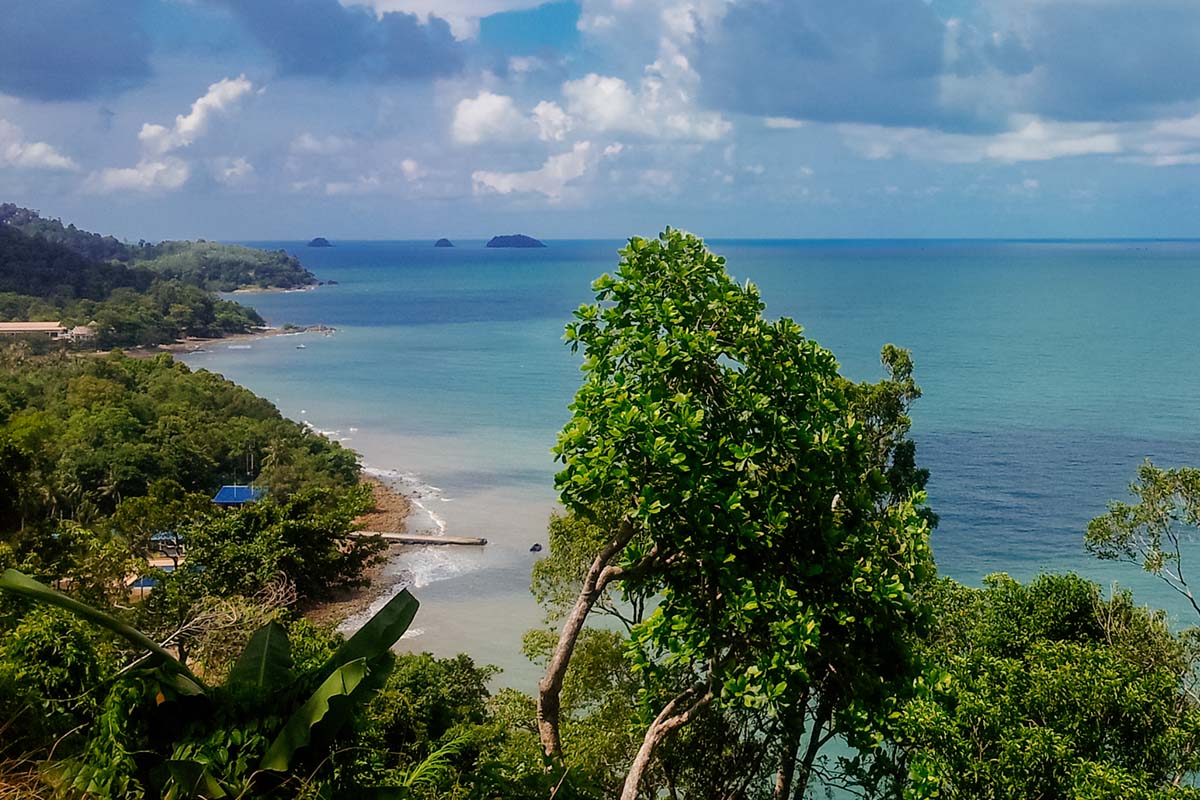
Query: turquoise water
[{"left": 182, "top": 239, "right": 1200, "bottom": 683}]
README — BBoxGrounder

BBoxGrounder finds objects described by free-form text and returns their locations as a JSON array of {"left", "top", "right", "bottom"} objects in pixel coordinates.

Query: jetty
[{"left": 353, "top": 531, "right": 487, "bottom": 546}]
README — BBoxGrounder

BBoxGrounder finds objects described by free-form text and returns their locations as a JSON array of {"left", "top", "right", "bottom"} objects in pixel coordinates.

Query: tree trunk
[
  {"left": 792, "top": 697, "right": 833, "bottom": 800},
  {"left": 537, "top": 519, "right": 636, "bottom": 759},
  {"left": 620, "top": 686, "right": 715, "bottom": 800},
  {"left": 773, "top": 715, "right": 802, "bottom": 800}
]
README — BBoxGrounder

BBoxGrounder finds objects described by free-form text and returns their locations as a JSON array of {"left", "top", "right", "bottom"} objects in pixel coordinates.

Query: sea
[{"left": 180, "top": 238, "right": 1200, "bottom": 686}]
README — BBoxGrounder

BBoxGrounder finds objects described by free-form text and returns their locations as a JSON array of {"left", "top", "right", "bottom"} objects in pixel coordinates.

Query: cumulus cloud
[
  {"left": 452, "top": 91, "right": 535, "bottom": 144},
  {"left": 0, "top": 0, "right": 150, "bottom": 100},
  {"left": 211, "top": 0, "right": 462, "bottom": 81},
  {"left": 532, "top": 101, "right": 572, "bottom": 142},
  {"left": 841, "top": 116, "right": 1123, "bottom": 164},
  {"left": 212, "top": 156, "right": 255, "bottom": 186},
  {"left": 325, "top": 174, "right": 383, "bottom": 195},
  {"left": 472, "top": 141, "right": 597, "bottom": 200},
  {"left": 0, "top": 120, "right": 78, "bottom": 171},
  {"left": 139, "top": 76, "right": 255, "bottom": 156},
  {"left": 342, "top": 0, "right": 551, "bottom": 39},
  {"left": 88, "top": 76, "right": 255, "bottom": 193},
  {"left": 561, "top": 69, "right": 730, "bottom": 141},
  {"left": 400, "top": 158, "right": 425, "bottom": 180},
  {"left": 291, "top": 132, "right": 354, "bottom": 156},
  {"left": 87, "top": 158, "right": 190, "bottom": 193},
  {"left": 764, "top": 117, "right": 807, "bottom": 130}
]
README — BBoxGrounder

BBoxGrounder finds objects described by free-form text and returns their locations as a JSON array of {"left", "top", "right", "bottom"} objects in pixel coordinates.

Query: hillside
[
  {"left": 0, "top": 208, "right": 276, "bottom": 346},
  {"left": 0, "top": 204, "right": 316, "bottom": 291}
]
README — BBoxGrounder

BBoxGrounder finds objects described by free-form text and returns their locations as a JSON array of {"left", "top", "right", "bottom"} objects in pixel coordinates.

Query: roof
[
  {"left": 212, "top": 485, "right": 264, "bottom": 505},
  {"left": 0, "top": 321, "right": 65, "bottom": 332}
]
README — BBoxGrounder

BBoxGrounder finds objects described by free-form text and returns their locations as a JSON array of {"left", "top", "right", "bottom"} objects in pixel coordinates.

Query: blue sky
[{"left": 3, "top": 0, "right": 1200, "bottom": 240}]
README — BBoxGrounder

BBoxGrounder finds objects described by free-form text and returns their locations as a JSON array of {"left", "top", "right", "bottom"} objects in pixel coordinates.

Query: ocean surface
[{"left": 181, "top": 238, "right": 1200, "bottom": 686}]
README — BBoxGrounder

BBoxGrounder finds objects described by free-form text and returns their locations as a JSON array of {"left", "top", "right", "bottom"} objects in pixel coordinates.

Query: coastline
[
  {"left": 122, "top": 324, "right": 335, "bottom": 359},
  {"left": 305, "top": 473, "right": 414, "bottom": 627}
]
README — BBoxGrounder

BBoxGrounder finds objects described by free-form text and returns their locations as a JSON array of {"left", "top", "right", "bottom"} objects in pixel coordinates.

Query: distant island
[
  {"left": 307, "top": 237, "right": 333, "bottom": 248},
  {"left": 486, "top": 234, "right": 545, "bottom": 248},
  {"left": 434, "top": 238, "right": 454, "bottom": 248}
]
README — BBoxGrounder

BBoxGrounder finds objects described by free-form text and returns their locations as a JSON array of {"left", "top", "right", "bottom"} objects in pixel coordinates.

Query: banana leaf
[
  {"left": 320, "top": 588, "right": 418, "bottom": 677},
  {"left": 164, "top": 760, "right": 228, "bottom": 799},
  {"left": 227, "top": 620, "right": 293, "bottom": 692},
  {"left": 260, "top": 657, "right": 372, "bottom": 771}
]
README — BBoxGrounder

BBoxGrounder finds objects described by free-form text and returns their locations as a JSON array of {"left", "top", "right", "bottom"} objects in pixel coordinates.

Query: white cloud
[
  {"left": 326, "top": 174, "right": 382, "bottom": 195},
  {"left": 472, "top": 141, "right": 595, "bottom": 200},
  {"left": 88, "top": 75, "right": 255, "bottom": 193},
  {"left": 841, "top": 116, "right": 1123, "bottom": 164},
  {"left": 561, "top": 70, "right": 730, "bottom": 141},
  {"left": 87, "top": 158, "right": 190, "bottom": 193},
  {"left": 139, "top": 75, "right": 255, "bottom": 156},
  {"left": 400, "top": 158, "right": 425, "bottom": 180},
  {"left": 0, "top": 119, "right": 78, "bottom": 170},
  {"left": 764, "top": 117, "right": 807, "bottom": 130},
  {"left": 342, "top": 0, "right": 548, "bottom": 39},
  {"left": 532, "top": 100, "right": 572, "bottom": 142},
  {"left": 291, "top": 132, "right": 352, "bottom": 156},
  {"left": 452, "top": 91, "right": 534, "bottom": 144},
  {"left": 212, "top": 156, "right": 255, "bottom": 186}
]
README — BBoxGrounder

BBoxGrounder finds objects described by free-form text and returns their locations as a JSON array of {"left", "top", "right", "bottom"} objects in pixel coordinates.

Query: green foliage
[
  {"left": 557, "top": 229, "right": 932, "bottom": 712},
  {"left": 143, "top": 486, "right": 382, "bottom": 619},
  {"left": 132, "top": 240, "right": 315, "bottom": 292},
  {"left": 0, "top": 351, "right": 359, "bottom": 545},
  {"left": 0, "top": 604, "right": 119, "bottom": 755},
  {"left": 1087, "top": 461, "right": 1200, "bottom": 619},
  {"left": 0, "top": 204, "right": 313, "bottom": 346},
  {"left": 0, "top": 573, "right": 421, "bottom": 798},
  {"left": 886, "top": 574, "right": 1200, "bottom": 800}
]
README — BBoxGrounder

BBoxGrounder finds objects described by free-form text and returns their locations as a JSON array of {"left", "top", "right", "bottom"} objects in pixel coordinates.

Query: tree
[
  {"left": 882, "top": 574, "right": 1200, "bottom": 800},
  {"left": 538, "top": 229, "right": 933, "bottom": 798},
  {"left": 1087, "top": 461, "right": 1200, "bottom": 618}
]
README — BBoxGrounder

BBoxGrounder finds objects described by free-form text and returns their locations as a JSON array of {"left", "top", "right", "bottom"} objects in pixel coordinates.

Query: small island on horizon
[
  {"left": 486, "top": 234, "right": 545, "bottom": 248},
  {"left": 435, "top": 238, "right": 454, "bottom": 248},
  {"left": 307, "top": 237, "right": 333, "bottom": 248}
]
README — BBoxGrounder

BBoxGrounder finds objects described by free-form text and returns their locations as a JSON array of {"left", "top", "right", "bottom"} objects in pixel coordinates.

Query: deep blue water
[{"left": 183, "top": 238, "right": 1200, "bottom": 671}]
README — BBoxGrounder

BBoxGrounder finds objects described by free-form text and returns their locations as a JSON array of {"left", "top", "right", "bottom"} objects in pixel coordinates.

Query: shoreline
[
  {"left": 122, "top": 324, "right": 335, "bottom": 359},
  {"left": 304, "top": 473, "right": 414, "bottom": 627}
]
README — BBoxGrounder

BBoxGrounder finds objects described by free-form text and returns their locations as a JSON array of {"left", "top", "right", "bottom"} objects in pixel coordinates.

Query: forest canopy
[{"left": 0, "top": 204, "right": 315, "bottom": 346}]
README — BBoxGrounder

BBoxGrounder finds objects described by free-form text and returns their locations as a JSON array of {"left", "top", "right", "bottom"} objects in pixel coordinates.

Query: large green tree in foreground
[{"left": 537, "top": 230, "right": 934, "bottom": 798}]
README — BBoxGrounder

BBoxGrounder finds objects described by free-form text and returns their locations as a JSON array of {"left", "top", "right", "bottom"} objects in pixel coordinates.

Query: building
[
  {"left": 212, "top": 485, "right": 263, "bottom": 506},
  {"left": 0, "top": 321, "right": 66, "bottom": 338},
  {"left": 66, "top": 324, "right": 97, "bottom": 342}
]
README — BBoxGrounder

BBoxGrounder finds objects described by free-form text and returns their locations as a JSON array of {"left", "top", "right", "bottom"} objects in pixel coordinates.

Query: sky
[{"left": 3, "top": 0, "right": 1200, "bottom": 240}]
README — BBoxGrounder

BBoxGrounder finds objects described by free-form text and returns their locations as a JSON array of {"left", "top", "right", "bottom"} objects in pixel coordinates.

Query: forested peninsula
[
  {"left": 2, "top": 230, "right": 1199, "bottom": 799},
  {"left": 0, "top": 204, "right": 316, "bottom": 348}
]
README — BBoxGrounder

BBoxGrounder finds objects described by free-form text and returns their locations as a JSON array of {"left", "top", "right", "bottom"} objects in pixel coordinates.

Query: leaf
[
  {"left": 399, "top": 733, "right": 471, "bottom": 791},
  {"left": 227, "top": 621, "right": 293, "bottom": 692},
  {"left": 320, "top": 588, "right": 418, "bottom": 677},
  {"left": 0, "top": 569, "right": 205, "bottom": 690},
  {"left": 164, "top": 760, "right": 228, "bottom": 799},
  {"left": 260, "top": 657, "right": 385, "bottom": 772}
]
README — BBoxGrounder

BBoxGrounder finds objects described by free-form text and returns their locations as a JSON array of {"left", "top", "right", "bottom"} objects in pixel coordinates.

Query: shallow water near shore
[{"left": 182, "top": 238, "right": 1200, "bottom": 685}]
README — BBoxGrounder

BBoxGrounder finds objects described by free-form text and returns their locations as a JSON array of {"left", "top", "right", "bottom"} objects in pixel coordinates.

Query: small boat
[
  {"left": 227, "top": 344, "right": 252, "bottom": 350},
  {"left": 296, "top": 344, "right": 307, "bottom": 349}
]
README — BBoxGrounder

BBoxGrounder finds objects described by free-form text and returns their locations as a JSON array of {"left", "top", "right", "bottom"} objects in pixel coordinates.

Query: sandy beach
[{"left": 305, "top": 474, "right": 414, "bottom": 627}]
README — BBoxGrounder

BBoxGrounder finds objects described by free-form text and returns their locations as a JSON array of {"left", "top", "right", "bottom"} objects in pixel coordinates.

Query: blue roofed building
[{"left": 212, "top": 485, "right": 263, "bottom": 506}]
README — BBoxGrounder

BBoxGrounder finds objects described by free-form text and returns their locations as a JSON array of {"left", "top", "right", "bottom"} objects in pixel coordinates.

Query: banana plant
[{"left": 0, "top": 568, "right": 420, "bottom": 798}]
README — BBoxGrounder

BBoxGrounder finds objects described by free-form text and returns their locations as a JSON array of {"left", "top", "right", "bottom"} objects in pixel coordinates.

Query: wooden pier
[{"left": 353, "top": 531, "right": 487, "bottom": 546}]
